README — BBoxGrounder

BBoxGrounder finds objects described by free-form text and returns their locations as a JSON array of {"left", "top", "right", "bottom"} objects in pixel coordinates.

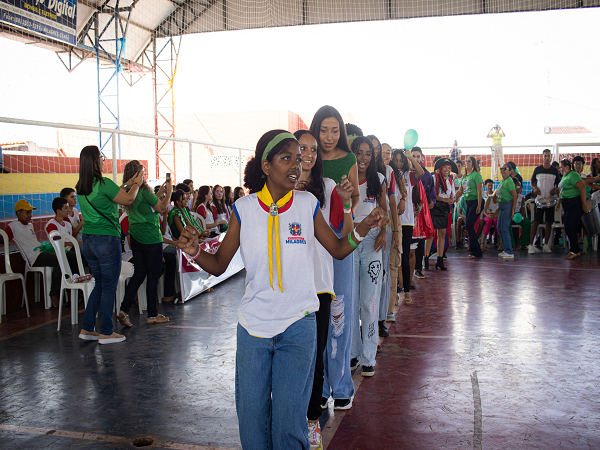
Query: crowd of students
[{"left": 3, "top": 109, "right": 599, "bottom": 450}]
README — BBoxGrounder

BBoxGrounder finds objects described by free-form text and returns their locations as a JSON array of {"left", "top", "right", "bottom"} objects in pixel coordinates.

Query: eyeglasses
[
  {"left": 100, "top": 152, "right": 107, "bottom": 162},
  {"left": 500, "top": 168, "right": 508, "bottom": 171},
  {"left": 215, "top": 190, "right": 223, "bottom": 194}
]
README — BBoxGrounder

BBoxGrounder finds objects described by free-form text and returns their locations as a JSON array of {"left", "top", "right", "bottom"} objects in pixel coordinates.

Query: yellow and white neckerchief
[{"left": 256, "top": 184, "right": 293, "bottom": 292}]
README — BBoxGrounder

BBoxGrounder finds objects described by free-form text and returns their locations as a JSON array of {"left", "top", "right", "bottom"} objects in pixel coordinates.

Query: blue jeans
[
  {"left": 81, "top": 234, "right": 122, "bottom": 336},
  {"left": 378, "top": 226, "right": 392, "bottom": 321},
  {"left": 466, "top": 199, "right": 483, "bottom": 257},
  {"left": 351, "top": 228, "right": 383, "bottom": 368},
  {"left": 236, "top": 315, "right": 316, "bottom": 450},
  {"left": 322, "top": 228, "right": 355, "bottom": 401},
  {"left": 497, "top": 201, "right": 514, "bottom": 255}
]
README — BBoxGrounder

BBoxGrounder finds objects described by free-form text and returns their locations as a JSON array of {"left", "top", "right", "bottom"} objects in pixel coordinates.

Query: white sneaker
[
  {"left": 499, "top": 252, "right": 514, "bottom": 258},
  {"left": 527, "top": 245, "right": 537, "bottom": 254},
  {"left": 543, "top": 244, "right": 552, "bottom": 253},
  {"left": 308, "top": 420, "right": 323, "bottom": 450}
]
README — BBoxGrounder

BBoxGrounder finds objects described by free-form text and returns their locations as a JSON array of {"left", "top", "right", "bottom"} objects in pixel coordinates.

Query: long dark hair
[
  {"left": 224, "top": 186, "right": 233, "bottom": 208},
  {"left": 171, "top": 189, "right": 185, "bottom": 206},
  {"left": 466, "top": 156, "right": 479, "bottom": 173},
  {"left": 233, "top": 186, "right": 245, "bottom": 202},
  {"left": 352, "top": 136, "right": 382, "bottom": 201},
  {"left": 591, "top": 158, "right": 599, "bottom": 177},
  {"left": 244, "top": 129, "right": 299, "bottom": 194},
  {"left": 309, "top": 105, "right": 351, "bottom": 154},
  {"left": 366, "top": 134, "right": 386, "bottom": 177},
  {"left": 122, "top": 160, "right": 150, "bottom": 213},
  {"left": 293, "top": 129, "right": 325, "bottom": 207},
  {"left": 75, "top": 145, "right": 104, "bottom": 196},
  {"left": 212, "top": 184, "right": 226, "bottom": 215},
  {"left": 196, "top": 185, "right": 211, "bottom": 211},
  {"left": 390, "top": 149, "right": 410, "bottom": 186}
]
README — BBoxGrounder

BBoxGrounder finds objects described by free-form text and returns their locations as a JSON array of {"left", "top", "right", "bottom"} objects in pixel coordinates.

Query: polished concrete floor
[{"left": 0, "top": 247, "right": 599, "bottom": 449}]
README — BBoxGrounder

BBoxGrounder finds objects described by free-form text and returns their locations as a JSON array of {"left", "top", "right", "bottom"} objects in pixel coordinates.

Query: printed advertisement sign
[{"left": 0, "top": 0, "right": 77, "bottom": 45}]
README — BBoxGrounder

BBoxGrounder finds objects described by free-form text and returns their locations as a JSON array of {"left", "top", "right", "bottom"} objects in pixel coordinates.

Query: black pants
[
  {"left": 562, "top": 197, "right": 584, "bottom": 254},
  {"left": 465, "top": 199, "right": 483, "bottom": 257},
  {"left": 401, "top": 225, "right": 414, "bottom": 293},
  {"left": 307, "top": 293, "right": 331, "bottom": 421},
  {"left": 163, "top": 245, "right": 177, "bottom": 297},
  {"left": 120, "top": 236, "right": 164, "bottom": 317},
  {"left": 33, "top": 252, "right": 79, "bottom": 297},
  {"left": 414, "top": 239, "right": 425, "bottom": 271}
]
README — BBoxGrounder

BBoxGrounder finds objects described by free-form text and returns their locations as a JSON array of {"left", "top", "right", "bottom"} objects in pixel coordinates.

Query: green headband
[{"left": 261, "top": 132, "right": 298, "bottom": 161}]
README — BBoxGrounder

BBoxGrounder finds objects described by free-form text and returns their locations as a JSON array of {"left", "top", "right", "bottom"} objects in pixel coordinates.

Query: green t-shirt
[
  {"left": 128, "top": 189, "right": 162, "bottom": 244},
  {"left": 322, "top": 152, "right": 357, "bottom": 184},
  {"left": 497, "top": 176, "right": 516, "bottom": 204},
  {"left": 559, "top": 170, "right": 582, "bottom": 199},
  {"left": 463, "top": 171, "right": 483, "bottom": 201},
  {"left": 78, "top": 177, "right": 121, "bottom": 237}
]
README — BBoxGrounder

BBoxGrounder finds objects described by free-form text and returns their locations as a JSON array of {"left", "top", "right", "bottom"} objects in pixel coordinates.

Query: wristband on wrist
[
  {"left": 352, "top": 227, "right": 364, "bottom": 243},
  {"left": 382, "top": 224, "right": 387, "bottom": 230},
  {"left": 193, "top": 247, "right": 202, "bottom": 260},
  {"left": 347, "top": 233, "right": 358, "bottom": 249},
  {"left": 343, "top": 201, "right": 351, "bottom": 208},
  {"left": 343, "top": 208, "right": 352, "bottom": 214}
]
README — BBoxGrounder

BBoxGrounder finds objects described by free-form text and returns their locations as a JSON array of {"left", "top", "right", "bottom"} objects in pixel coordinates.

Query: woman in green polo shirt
[
  {"left": 76, "top": 145, "right": 144, "bottom": 344},
  {"left": 558, "top": 159, "right": 589, "bottom": 260},
  {"left": 118, "top": 160, "right": 173, "bottom": 325},
  {"left": 494, "top": 164, "right": 518, "bottom": 258},
  {"left": 454, "top": 156, "right": 483, "bottom": 258}
]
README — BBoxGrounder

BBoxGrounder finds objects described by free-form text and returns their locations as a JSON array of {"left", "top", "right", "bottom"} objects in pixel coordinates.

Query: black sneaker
[
  {"left": 414, "top": 270, "right": 425, "bottom": 279},
  {"left": 350, "top": 357, "right": 359, "bottom": 371},
  {"left": 361, "top": 365, "right": 375, "bottom": 377},
  {"left": 333, "top": 398, "right": 352, "bottom": 410},
  {"left": 378, "top": 320, "right": 389, "bottom": 337},
  {"left": 320, "top": 397, "right": 330, "bottom": 409}
]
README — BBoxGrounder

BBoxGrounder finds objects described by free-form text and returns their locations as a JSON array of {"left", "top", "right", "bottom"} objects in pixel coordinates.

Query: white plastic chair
[
  {"left": 48, "top": 231, "right": 95, "bottom": 330},
  {"left": 13, "top": 239, "right": 52, "bottom": 309},
  {"left": 191, "top": 212, "right": 207, "bottom": 233},
  {"left": 116, "top": 261, "right": 134, "bottom": 313},
  {"left": 549, "top": 205, "right": 566, "bottom": 249},
  {"left": 0, "top": 229, "right": 30, "bottom": 322}
]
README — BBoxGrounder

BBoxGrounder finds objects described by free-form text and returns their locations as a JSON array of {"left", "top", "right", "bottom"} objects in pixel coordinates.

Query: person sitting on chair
[{"left": 5, "top": 199, "right": 78, "bottom": 308}]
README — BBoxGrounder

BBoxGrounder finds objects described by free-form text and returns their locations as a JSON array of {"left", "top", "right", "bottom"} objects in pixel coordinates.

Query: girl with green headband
[{"left": 176, "top": 129, "right": 385, "bottom": 450}]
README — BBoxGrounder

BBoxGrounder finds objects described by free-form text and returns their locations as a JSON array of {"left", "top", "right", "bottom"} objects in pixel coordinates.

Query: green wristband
[{"left": 347, "top": 233, "right": 358, "bottom": 248}]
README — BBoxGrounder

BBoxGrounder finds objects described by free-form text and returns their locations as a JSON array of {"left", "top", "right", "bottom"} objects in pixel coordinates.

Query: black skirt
[{"left": 431, "top": 201, "right": 450, "bottom": 230}]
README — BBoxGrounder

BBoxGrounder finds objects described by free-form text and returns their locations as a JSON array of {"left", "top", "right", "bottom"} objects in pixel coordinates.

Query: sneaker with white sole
[
  {"left": 498, "top": 252, "right": 514, "bottom": 258},
  {"left": 320, "top": 397, "right": 330, "bottom": 409},
  {"left": 99, "top": 333, "right": 126, "bottom": 344},
  {"left": 542, "top": 244, "right": 552, "bottom": 253},
  {"left": 386, "top": 312, "right": 395, "bottom": 322},
  {"left": 308, "top": 420, "right": 323, "bottom": 450},
  {"left": 527, "top": 245, "right": 537, "bottom": 254},
  {"left": 361, "top": 365, "right": 375, "bottom": 377},
  {"left": 333, "top": 398, "right": 353, "bottom": 410}
]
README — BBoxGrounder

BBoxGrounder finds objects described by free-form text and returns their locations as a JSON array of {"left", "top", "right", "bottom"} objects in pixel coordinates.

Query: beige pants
[{"left": 388, "top": 220, "right": 402, "bottom": 314}]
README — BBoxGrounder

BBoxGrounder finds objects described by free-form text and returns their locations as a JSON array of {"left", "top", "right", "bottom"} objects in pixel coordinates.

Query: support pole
[
  {"left": 238, "top": 148, "right": 242, "bottom": 187},
  {"left": 189, "top": 141, "right": 193, "bottom": 181},
  {"left": 112, "top": 132, "right": 118, "bottom": 182}
]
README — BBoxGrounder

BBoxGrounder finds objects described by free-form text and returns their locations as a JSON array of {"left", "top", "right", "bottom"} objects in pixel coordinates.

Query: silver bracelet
[{"left": 352, "top": 227, "right": 365, "bottom": 242}]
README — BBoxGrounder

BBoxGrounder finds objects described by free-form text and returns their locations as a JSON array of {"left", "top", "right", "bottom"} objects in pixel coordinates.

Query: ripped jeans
[
  {"left": 322, "top": 227, "right": 355, "bottom": 401},
  {"left": 351, "top": 228, "right": 383, "bottom": 368}
]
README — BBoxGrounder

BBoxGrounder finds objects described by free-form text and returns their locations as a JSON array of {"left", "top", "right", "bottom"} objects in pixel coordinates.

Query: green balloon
[
  {"left": 404, "top": 129, "right": 419, "bottom": 151},
  {"left": 513, "top": 213, "right": 523, "bottom": 223}
]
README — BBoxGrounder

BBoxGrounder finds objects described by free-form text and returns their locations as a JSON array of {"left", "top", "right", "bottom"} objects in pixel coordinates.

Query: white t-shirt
[
  {"left": 355, "top": 173, "right": 385, "bottom": 223},
  {"left": 232, "top": 191, "right": 320, "bottom": 338},
  {"left": 515, "top": 194, "right": 524, "bottom": 212},
  {"left": 484, "top": 192, "right": 499, "bottom": 214},
  {"left": 433, "top": 174, "right": 456, "bottom": 200},
  {"left": 5, "top": 221, "right": 41, "bottom": 265},
  {"left": 313, "top": 178, "right": 336, "bottom": 297},
  {"left": 382, "top": 165, "right": 396, "bottom": 210},
  {"left": 399, "top": 171, "right": 417, "bottom": 227},
  {"left": 68, "top": 207, "right": 81, "bottom": 230},
  {"left": 45, "top": 217, "right": 73, "bottom": 241},
  {"left": 119, "top": 212, "right": 133, "bottom": 261}
]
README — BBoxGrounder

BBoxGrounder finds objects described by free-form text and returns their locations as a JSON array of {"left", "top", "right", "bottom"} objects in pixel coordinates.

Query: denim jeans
[
  {"left": 235, "top": 315, "right": 316, "bottom": 450},
  {"left": 351, "top": 228, "right": 383, "bottom": 368},
  {"left": 81, "top": 234, "right": 122, "bottom": 336},
  {"left": 120, "top": 236, "right": 164, "bottom": 318},
  {"left": 322, "top": 227, "right": 355, "bottom": 401},
  {"left": 497, "top": 201, "right": 514, "bottom": 255},
  {"left": 378, "top": 226, "right": 392, "bottom": 321},
  {"left": 466, "top": 199, "right": 483, "bottom": 257}
]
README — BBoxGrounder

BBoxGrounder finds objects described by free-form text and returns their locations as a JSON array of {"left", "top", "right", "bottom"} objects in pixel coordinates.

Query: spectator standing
[
  {"left": 454, "top": 156, "right": 483, "bottom": 258},
  {"left": 117, "top": 160, "right": 172, "bottom": 326},
  {"left": 528, "top": 149, "right": 561, "bottom": 254},
  {"left": 431, "top": 158, "right": 457, "bottom": 270},
  {"left": 487, "top": 124, "right": 506, "bottom": 180},
  {"left": 494, "top": 164, "right": 518, "bottom": 258},
  {"left": 449, "top": 140, "right": 461, "bottom": 162},
  {"left": 76, "top": 145, "right": 143, "bottom": 343},
  {"left": 411, "top": 147, "right": 435, "bottom": 275},
  {"left": 558, "top": 159, "right": 588, "bottom": 259}
]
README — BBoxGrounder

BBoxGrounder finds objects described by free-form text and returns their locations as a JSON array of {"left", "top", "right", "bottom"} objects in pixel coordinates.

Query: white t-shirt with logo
[
  {"left": 5, "top": 221, "right": 41, "bottom": 265},
  {"left": 45, "top": 217, "right": 73, "bottom": 241},
  {"left": 355, "top": 173, "right": 385, "bottom": 223},
  {"left": 232, "top": 191, "right": 320, "bottom": 338}
]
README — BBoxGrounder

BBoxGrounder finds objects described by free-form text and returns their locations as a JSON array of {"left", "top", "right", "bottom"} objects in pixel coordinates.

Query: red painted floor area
[{"left": 327, "top": 252, "right": 600, "bottom": 450}]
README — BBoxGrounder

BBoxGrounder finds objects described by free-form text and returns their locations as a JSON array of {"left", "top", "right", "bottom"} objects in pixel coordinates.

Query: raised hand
[{"left": 335, "top": 174, "right": 353, "bottom": 204}]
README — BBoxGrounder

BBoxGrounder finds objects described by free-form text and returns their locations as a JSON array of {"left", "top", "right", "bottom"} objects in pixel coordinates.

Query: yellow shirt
[{"left": 491, "top": 133, "right": 503, "bottom": 146}]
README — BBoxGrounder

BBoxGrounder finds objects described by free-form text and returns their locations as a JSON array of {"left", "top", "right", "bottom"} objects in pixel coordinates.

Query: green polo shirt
[
  {"left": 128, "top": 189, "right": 163, "bottom": 245},
  {"left": 497, "top": 176, "right": 516, "bottom": 204},
  {"left": 463, "top": 171, "right": 483, "bottom": 201},
  {"left": 559, "top": 170, "right": 582, "bottom": 199},
  {"left": 78, "top": 177, "right": 121, "bottom": 237}
]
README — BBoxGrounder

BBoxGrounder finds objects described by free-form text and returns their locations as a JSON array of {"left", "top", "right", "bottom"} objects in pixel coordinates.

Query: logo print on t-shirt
[{"left": 289, "top": 223, "right": 301, "bottom": 236}]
